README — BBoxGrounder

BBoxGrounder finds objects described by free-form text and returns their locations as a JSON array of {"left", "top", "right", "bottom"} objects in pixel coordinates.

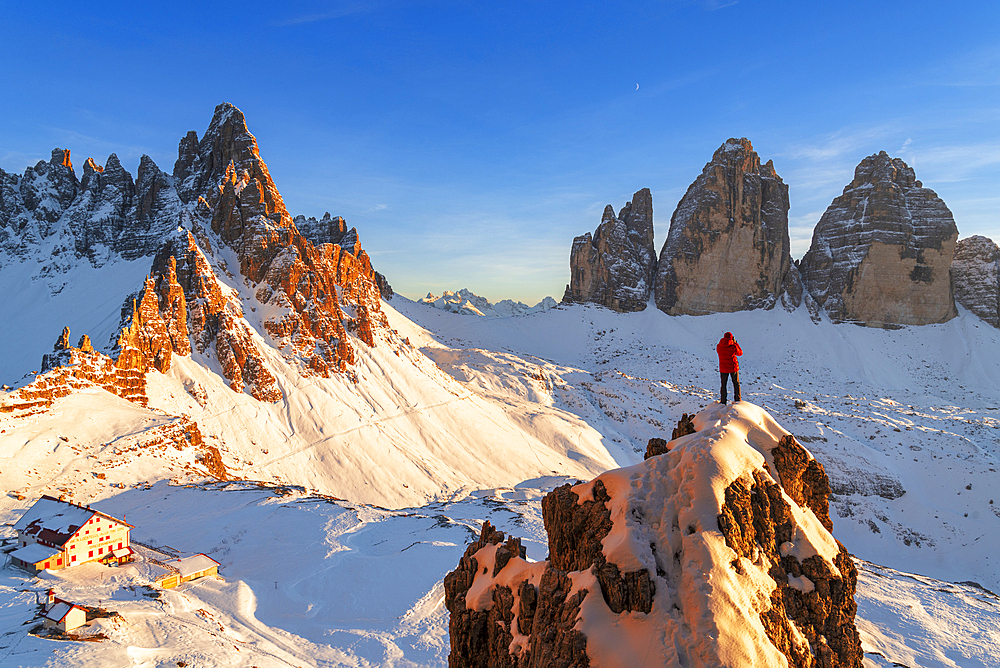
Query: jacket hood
[{"left": 723, "top": 332, "right": 734, "bottom": 340}]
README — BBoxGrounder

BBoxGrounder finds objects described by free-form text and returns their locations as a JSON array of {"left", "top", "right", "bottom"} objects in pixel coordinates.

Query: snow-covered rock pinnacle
[
  {"left": 653, "top": 138, "right": 800, "bottom": 316},
  {"left": 445, "top": 402, "right": 863, "bottom": 667},
  {"left": 563, "top": 188, "right": 657, "bottom": 312},
  {"left": 951, "top": 235, "right": 1000, "bottom": 328},
  {"left": 799, "top": 152, "right": 958, "bottom": 327}
]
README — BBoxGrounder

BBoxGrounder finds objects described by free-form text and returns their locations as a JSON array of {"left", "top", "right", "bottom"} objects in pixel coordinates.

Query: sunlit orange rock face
[
  {"left": 174, "top": 102, "right": 389, "bottom": 382},
  {"left": 10, "top": 328, "right": 151, "bottom": 409}
]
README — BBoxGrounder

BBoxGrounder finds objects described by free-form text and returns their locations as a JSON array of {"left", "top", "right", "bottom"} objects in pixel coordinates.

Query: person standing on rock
[{"left": 716, "top": 332, "right": 742, "bottom": 404}]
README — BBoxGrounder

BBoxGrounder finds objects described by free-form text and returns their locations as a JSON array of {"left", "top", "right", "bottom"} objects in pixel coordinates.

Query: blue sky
[{"left": 2, "top": 1, "right": 998, "bottom": 304}]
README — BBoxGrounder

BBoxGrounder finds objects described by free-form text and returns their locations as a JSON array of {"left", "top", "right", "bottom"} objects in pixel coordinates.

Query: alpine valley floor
[{"left": 1, "top": 296, "right": 999, "bottom": 667}]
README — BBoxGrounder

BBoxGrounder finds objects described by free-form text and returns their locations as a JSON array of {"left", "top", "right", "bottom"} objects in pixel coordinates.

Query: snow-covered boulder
[
  {"left": 653, "top": 138, "right": 800, "bottom": 316},
  {"left": 563, "top": 188, "right": 657, "bottom": 312},
  {"left": 951, "top": 235, "right": 999, "bottom": 328},
  {"left": 419, "top": 288, "right": 556, "bottom": 318},
  {"left": 445, "top": 402, "right": 862, "bottom": 667},
  {"left": 799, "top": 152, "right": 958, "bottom": 327}
]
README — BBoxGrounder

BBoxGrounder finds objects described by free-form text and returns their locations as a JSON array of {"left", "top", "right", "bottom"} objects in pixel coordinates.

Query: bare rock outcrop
[
  {"left": 562, "top": 188, "right": 656, "bottom": 312},
  {"left": 951, "top": 235, "right": 999, "bottom": 327},
  {"left": 654, "top": 138, "right": 799, "bottom": 315},
  {"left": 35, "top": 327, "right": 149, "bottom": 407},
  {"left": 446, "top": 403, "right": 862, "bottom": 667},
  {"left": 799, "top": 152, "right": 958, "bottom": 327}
]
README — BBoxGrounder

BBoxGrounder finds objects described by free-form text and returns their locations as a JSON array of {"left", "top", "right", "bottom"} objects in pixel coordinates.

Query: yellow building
[
  {"left": 158, "top": 554, "right": 221, "bottom": 589},
  {"left": 11, "top": 496, "right": 133, "bottom": 573}
]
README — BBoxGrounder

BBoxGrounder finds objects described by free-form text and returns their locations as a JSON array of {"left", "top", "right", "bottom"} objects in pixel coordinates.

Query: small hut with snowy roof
[{"left": 42, "top": 598, "right": 87, "bottom": 633}]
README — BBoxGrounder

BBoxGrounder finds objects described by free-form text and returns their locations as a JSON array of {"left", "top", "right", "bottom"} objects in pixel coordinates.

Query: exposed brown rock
[
  {"left": 646, "top": 413, "right": 698, "bottom": 459},
  {"left": 771, "top": 434, "right": 833, "bottom": 531},
  {"left": 77, "top": 335, "right": 94, "bottom": 353},
  {"left": 32, "top": 327, "right": 149, "bottom": 408},
  {"left": 718, "top": 469, "right": 862, "bottom": 668},
  {"left": 117, "top": 277, "right": 175, "bottom": 373},
  {"left": 148, "top": 231, "right": 282, "bottom": 402},
  {"left": 5, "top": 102, "right": 393, "bottom": 404},
  {"left": 523, "top": 568, "right": 589, "bottom": 668},
  {"left": 444, "top": 521, "right": 530, "bottom": 668},
  {"left": 563, "top": 188, "right": 656, "bottom": 312},
  {"left": 671, "top": 412, "right": 696, "bottom": 440},
  {"left": 799, "top": 152, "right": 958, "bottom": 327},
  {"left": 448, "top": 404, "right": 864, "bottom": 668},
  {"left": 654, "top": 138, "right": 799, "bottom": 315},
  {"left": 644, "top": 437, "right": 668, "bottom": 459},
  {"left": 52, "top": 148, "right": 72, "bottom": 170}
]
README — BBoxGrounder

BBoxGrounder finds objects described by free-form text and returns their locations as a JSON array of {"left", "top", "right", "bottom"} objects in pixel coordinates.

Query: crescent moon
[{"left": 635, "top": 83, "right": 640, "bottom": 91}]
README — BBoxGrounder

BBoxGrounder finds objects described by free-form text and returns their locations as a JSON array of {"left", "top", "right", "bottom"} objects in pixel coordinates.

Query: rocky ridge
[
  {"left": 799, "top": 152, "right": 958, "bottom": 327},
  {"left": 0, "top": 147, "right": 181, "bottom": 291},
  {"left": 951, "top": 235, "right": 999, "bottom": 328},
  {"left": 445, "top": 402, "right": 862, "bottom": 667},
  {"left": 654, "top": 138, "right": 801, "bottom": 316},
  {"left": 1, "top": 102, "right": 393, "bottom": 402},
  {"left": 563, "top": 188, "right": 656, "bottom": 312},
  {"left": 419, "top": 288, "right": 557, "bottom": 318}
]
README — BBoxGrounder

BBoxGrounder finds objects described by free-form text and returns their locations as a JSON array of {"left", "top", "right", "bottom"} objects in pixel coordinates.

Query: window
[
  {"left": 88, "top": 550, "right": 93, "bottom": 558},
  {"left": 98, "top": 548, "right": 103, "bottom": 555},
  {"left": 85, "top": 530, "right": 89, "bottom": 535},
  {"left": 118, "top": 542, "right": 122, "bottom": 548},
  {"left": 44, "top": 562, "right": 50, "bottom": 569},
  {"left": 88, "top": 540, "right": 92, "bottom": 545},
  {"left": 57, "top": 558, "right": 62, "bottom": 566},
  {"left": 72, "top": 555, "right": 76, "bottom": 562}
]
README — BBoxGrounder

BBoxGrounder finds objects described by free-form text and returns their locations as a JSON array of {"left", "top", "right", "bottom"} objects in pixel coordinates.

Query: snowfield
[{"left": 1, "top": 296, "right": 999, "bottom": 666}]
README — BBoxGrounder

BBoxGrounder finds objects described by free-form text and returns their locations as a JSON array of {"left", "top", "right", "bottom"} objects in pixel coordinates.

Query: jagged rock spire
[
  {"left": 653, "top": 137, "right": 799, "bottom": 315},
  {"left": 562, "top": 187, "right": 657, "bottom": 312}
]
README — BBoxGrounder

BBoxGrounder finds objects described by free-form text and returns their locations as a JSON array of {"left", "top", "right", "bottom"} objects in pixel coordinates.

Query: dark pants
[{"left": 720, "top": 371, "right": 740, "bottom": 403}]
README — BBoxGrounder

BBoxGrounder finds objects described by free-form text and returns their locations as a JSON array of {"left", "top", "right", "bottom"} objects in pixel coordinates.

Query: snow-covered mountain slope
[
  {"left": 0, "top": 257, "right": 152, "bottom": 384},
  {"left": 0, "top": 310, "right": 624, "bottom": 510},
  {"left": 393, "top": 298, "right": 1000, "bottom": 596}
]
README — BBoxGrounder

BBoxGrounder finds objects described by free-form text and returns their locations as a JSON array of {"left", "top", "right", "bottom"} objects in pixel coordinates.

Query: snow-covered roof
[
  {"left": 12, "top": 496, "right": 130, "bottom": 546},
  {"left": 111, "top": 546, "right": 134, "bottom": 558},
  {"left": 10, "top": 543, "right": 62, "bottom": 565},
  {"left": 43, "top": 601, "right": 79, "bottom": 623},
  {"left": 166, "top": 554, "right": 220, "bottom": 577}
]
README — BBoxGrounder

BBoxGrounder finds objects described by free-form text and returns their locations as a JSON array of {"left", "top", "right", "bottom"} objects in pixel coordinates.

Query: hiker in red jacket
[{"left": 716, "top": 332, "right": 742, "bottom": 404}]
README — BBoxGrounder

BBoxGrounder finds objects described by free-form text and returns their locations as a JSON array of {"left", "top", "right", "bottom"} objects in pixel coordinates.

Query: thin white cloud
[
  {"left": 780, "top": 125, "right": 896, "bottom": 162},
  {"left": 276, "top": 1, "right": 391, "bottom": 26},
  {"left": 701, "top": 0, "right": 739, "bottom": 9}
]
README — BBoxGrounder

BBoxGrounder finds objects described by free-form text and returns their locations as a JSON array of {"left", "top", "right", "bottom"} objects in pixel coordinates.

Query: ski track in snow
[{"left": 1, "top": 297, "right": 999, "bottom": 666}]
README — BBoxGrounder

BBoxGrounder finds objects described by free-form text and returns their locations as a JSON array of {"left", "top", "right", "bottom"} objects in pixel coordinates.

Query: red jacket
[{"left": 717, "top": 333, "right": 742, "bottom": 373}]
